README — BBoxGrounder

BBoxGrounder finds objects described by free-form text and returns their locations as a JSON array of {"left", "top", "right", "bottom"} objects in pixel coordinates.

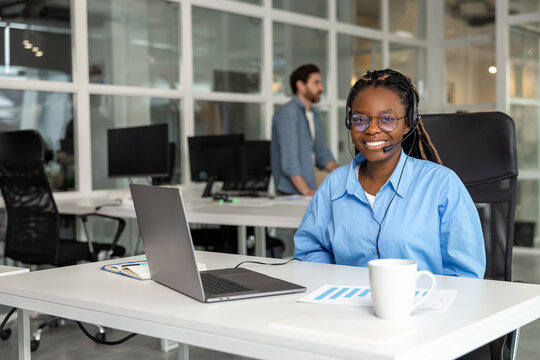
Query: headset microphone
[{"left": 382, "top": 116, "right": 420, "bottom": 153}]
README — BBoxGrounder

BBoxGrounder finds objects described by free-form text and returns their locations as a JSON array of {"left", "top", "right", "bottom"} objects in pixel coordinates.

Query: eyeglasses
[{"left": 350, "top": 113, "right": 407, "bottom": 132}]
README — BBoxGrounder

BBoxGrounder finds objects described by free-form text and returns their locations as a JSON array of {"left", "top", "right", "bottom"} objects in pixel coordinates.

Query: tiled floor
[{"left": 2, "top": 249, "right": 540, "bottom": 360}]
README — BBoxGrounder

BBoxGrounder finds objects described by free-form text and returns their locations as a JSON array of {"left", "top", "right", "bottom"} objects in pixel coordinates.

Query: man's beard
[{"left": 305, "top": 88, "right": 321, "bottom": 103}]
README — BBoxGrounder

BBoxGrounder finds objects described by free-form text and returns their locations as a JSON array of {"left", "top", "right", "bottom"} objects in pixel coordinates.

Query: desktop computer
[
  {"left": 188, "top": 134, "right": 271, "bottom": 198},
  {"left": 107, "top": 123, "right": 175, "bottom": 185}
]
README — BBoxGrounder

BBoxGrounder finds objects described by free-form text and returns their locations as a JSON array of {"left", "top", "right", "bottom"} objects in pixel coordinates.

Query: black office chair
[
  {"left": 0, "top": 130, "right": 126, "bottom": 350},
  {"left": 422, "top": 112, "right": 518, "bottom": 360}
]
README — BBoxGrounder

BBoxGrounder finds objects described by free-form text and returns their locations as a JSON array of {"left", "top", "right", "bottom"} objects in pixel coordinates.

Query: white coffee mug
[{"left": 368, "top": 259, "right": 436, "bottom": 320}]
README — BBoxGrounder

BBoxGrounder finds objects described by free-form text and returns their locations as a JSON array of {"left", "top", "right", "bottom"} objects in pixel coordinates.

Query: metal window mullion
[
  {"left": 426, "top": 0, "right": 445, "bottom": 113},
  {"left": 181, "top": 0, "right": 195, "bottom": 185},
  {"left": 72, "top": 0, "right": 92, "bottom": 194},
  {"left": 263, "top": 0, "right": 273, "bottom": 140},
  {"left": 510, "top": 97, "right": 540, "bottom": 106},
  {"left": 88, "top": 84, "right": 183, "bottom": 99},
  {"left": 381, "top": 0, "right": 390, "bottom": 68},
  {"left": 507, "top": 12, "right": 540, "bottom": 26},
  {"left": 444, "top": 103, "right": 497, "bottom": 111},
  {"left": 192, "top": 92, "right": 265, "bottom": 103},
  {"left": 0, "top": 79, "right": 77, "bottom": 92},
  {"left": 442, "top": 34, "right": 496, "bottom": 49},
  {"left": 496, "top": 0, "right": 510, "bottom": 113},
  {"left": 328, "top": 0, "right": 338, "bottom": 157},
  {"left": 334, "top": 22, "right": 385, "bottom": 40},
  {"left": 271, "top": 9, "right": 330, "bottom": 31},
  {"left": 189, "top": 0, "right": 265, "bottom": 18}
]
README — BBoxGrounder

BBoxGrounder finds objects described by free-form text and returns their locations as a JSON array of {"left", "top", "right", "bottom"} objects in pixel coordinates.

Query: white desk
[
  {"left": 2, "top": 252, "right": 540, "bottom": 360},
  {"left": 55, "top": 187, "right": 310, "bottom": 257},
  {"left": 0, "top": 265, "right": 29, "bottom": 358},
  {"left": 0, "top": 265, "right": 29, "bottom": 277}
]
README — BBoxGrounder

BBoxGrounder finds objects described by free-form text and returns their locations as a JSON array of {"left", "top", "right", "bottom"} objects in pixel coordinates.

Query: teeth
[{"left": 365, "top": 141, "right": 386, "bottom": 146}]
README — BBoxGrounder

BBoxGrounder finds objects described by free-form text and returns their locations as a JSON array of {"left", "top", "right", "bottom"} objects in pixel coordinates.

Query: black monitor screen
[
  {"left": 242, "top": 140, "right": 271, "bottom": 191},
  {"left": 108, "top": 124, "right": 169, "bottom": 178},
  {"left": 188, "top": 134, "right": 246, "bottom": 196}
]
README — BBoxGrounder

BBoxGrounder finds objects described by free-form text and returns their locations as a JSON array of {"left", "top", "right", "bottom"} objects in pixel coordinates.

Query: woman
[{"left": 293, "top": 69, "right": 485, "bottom": 278}]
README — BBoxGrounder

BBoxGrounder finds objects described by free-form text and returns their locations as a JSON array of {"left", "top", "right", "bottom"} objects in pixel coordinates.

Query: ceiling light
[
  {"left": 35, "top": 51, "right": 43, "bottom": 57},
  {"left": 488, "top": 66, "right": 497, "bottom": 74},
  {"left": 32, "top": 47, "right": 39, "bottom": 52}
]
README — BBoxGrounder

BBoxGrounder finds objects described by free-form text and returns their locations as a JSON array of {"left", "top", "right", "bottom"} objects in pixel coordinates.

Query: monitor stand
[{"left": 202, "top": 176, "right": 217, "bottom": 198}]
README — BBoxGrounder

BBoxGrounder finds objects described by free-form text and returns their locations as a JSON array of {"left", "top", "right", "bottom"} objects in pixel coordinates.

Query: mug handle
[{"left": 411, "top": 270, "right": 436, "bottom": 312}]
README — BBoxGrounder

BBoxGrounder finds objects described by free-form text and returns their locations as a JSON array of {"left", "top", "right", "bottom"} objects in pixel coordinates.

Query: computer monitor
[
  {"left": 222, "top": 140, "right": 271, "bottom": 193},
  {"left": 107, "top": 123, "right": 170, "bottom": 179},
  {"left": 188, "top": 134, "right": 247, "bottom": 197}
]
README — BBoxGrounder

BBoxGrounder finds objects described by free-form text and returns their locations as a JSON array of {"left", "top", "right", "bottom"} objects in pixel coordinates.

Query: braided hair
[{"left": 347, "top": 69, "right": 442, "bottom": 164}]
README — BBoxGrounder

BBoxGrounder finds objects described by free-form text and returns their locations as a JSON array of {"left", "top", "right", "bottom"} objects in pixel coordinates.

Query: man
[{"left": 271, "top": 64, "right": 339, "bottom": 195}]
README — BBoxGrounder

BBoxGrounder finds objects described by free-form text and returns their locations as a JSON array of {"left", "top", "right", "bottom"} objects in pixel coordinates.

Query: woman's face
[{"left": 350, "top": 86, "right": 410, "bottom": 164}]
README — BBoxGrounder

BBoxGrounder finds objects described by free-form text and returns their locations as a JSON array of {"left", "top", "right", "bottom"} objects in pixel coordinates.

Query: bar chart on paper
[{"left": 297, "top": 284, "right": 457, "bottom": 311}]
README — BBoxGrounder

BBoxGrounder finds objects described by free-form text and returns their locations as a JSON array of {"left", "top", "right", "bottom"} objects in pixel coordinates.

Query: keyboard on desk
[
  {"left": 217, "top": 191, "right": 267, "bottom": 198},
  {"left": 200, "top": 272, "right": 253, "bottom": 295}
]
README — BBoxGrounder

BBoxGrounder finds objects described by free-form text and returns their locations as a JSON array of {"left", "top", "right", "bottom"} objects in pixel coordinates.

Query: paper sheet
[{"left": 298, "top": 284, "right": 457, "bottom": 311}]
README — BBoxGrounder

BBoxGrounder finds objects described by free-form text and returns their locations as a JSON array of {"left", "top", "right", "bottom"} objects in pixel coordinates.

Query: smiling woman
[{"left": 293, "top": 68, "right": 486, "bottom": 280}]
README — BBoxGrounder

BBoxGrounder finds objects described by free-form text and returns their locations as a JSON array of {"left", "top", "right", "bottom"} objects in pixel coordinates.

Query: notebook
[
  {"left": 101, "top": 260, "right": 207, "bottom": 280},
  {"left": 129, "top": 184, "right": 306, "bottom": 303}
]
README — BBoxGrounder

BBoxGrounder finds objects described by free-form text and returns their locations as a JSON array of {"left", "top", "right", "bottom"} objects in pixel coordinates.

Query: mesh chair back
[
  {"left": 0, "top": 130, "right": 61, "bottom": 265},
  {"left": 422, "top": 112, "right": 518, "bottom": 281}
]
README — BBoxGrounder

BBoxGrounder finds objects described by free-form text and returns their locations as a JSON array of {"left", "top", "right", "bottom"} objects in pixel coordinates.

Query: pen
[{"left": 124, "top": 262, "right": 147, "bottom": 266}]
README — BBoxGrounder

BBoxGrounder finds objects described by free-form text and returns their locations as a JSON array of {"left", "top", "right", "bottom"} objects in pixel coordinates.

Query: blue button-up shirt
[
  {"left": 271, "top": 96, "right": 335, "bottom": 194},
  {"left": 294, "top": 150, "right": 486, "bottom": 278}
]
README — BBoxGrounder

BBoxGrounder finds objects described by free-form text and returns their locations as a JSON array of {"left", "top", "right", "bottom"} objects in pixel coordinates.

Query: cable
[
  {"left": 347, "top": 131, "right": 356, "bottom": 159},
  {"left": 0, "top": 307, "right": 17, "bottom": 334},
  {"left": 372, "top": 131, "right": 416, "bottom": 259},
  {"left": 75, "top": 321, "right": 138, "bottom": 345},
  {"left": 95, "top": 202, "right": 120, "bottom": 211},
  {"left": 234, "top": 258, "right": 302, "bottom": 268}
]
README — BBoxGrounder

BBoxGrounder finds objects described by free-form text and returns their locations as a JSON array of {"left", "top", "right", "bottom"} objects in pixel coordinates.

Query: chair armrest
[{"left": 76, "top": 213, "right": 126, "bottom": 259}]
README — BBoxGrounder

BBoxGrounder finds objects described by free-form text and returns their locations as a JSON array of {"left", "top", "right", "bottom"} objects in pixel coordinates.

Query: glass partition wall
[
  {"left": 1, "top": 1, "right": 540, "bottom": 247},
  {"left": 1, "top": 0, "right": 429, "bottom": 192},
  {"left": 509, "top": 20, "right": 540, "bottom": 247}
]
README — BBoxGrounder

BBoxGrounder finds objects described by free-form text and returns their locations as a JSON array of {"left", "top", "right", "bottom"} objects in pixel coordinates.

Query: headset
[{"left": 344, "top": 73, "right": 419, "bottom": 151}]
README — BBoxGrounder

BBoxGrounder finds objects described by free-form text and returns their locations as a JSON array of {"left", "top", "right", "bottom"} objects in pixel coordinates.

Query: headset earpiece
[
  {"left": 408, "top": 83, "right": 419, "bottom": 129},
  {"left": 345, "top": 106, "right": 351, "bottom": 130}
]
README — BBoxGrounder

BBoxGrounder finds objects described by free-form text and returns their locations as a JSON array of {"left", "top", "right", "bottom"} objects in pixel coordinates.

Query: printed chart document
[
  {"left": 101, "top": 260, "right": 207, "bottom": 281},
  {"left": 298, "top": 284, "right": 457, "bottom": 311}
]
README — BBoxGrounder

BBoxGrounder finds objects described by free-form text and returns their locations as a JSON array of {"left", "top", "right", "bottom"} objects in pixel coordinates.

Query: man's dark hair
[{"left": 290, "top": 64, "right": 320, "bottom": 94}]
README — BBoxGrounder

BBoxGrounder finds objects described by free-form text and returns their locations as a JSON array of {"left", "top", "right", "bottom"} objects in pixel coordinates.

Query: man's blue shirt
[
  {"left": 294, "top": 150, "right": 486, "bottom": 279},
  {"left": 271, "top": 96, "right": 334, "bottom": 194}
]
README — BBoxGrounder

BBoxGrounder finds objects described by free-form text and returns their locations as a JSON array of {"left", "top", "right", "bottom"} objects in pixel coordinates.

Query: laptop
[{"left": 129, "top": 184, "right": 306, "bottom": 303}]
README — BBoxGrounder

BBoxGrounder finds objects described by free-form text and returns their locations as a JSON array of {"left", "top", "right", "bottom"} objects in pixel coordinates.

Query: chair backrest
[
  {"left": 0, "top": 130, "right": 61, "bottom": 265},
  {"left": 422, "top": 112, "right": 518, "bottom": 281}
]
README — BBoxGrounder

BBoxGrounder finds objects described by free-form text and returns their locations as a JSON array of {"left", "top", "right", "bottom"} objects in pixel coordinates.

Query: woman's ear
[{"left": 404, "top": 122, "right": 411, "bottom": 134}]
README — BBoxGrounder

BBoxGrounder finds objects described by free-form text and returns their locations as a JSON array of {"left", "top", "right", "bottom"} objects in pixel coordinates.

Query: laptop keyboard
[{"left": 200, "top": 272, "right": 253, "bottom": 295}]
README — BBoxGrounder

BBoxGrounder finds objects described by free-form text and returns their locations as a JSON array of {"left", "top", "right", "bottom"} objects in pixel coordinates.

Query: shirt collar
[
  {"left": 292, "top": 95, "right": 305, "bottom": 111},
  {"left": 332, "top": 149, "right": 413, "bottom": 201}
]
